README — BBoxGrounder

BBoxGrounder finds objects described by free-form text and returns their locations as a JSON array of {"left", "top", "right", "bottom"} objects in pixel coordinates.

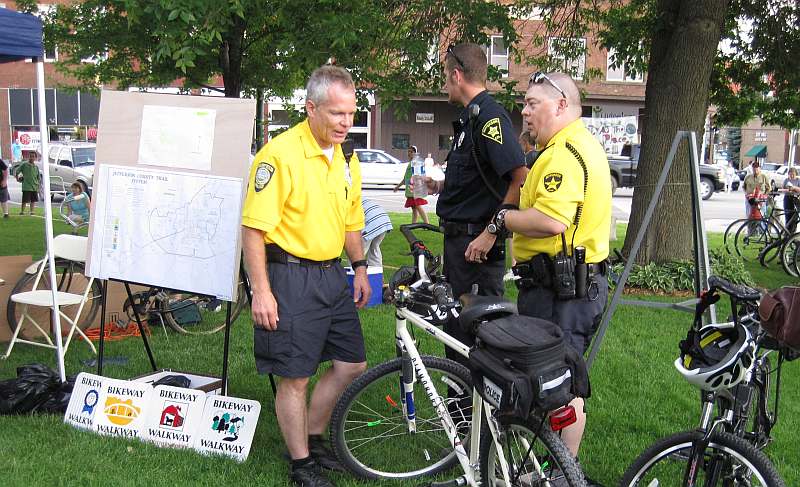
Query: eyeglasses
[
  {"left": 446, "top": 44, "right": 466, "bottom": 71},
  {"left": 529, "top": 71, "right": 567, "bottom": 99}
]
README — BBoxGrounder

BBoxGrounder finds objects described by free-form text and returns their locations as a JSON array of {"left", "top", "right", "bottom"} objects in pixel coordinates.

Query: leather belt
[
  {"left": 266, "top": 244, "right": 340, "bottom": 267},
  {"left": 440, "top": 220, "right": 486, "bottom": 237}
]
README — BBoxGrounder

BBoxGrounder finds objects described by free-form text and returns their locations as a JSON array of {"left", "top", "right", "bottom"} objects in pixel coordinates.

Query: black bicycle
[{"left": 620, "top": 276, "right": 788, "bottom": 487}]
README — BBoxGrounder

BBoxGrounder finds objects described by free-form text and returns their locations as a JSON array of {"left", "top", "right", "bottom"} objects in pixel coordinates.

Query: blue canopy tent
[{"left": 1, "top": 7, "right": 68, "bottom": 381}]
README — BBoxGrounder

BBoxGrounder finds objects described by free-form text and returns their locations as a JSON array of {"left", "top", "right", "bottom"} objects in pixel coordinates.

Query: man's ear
[{"left": 305, "top": 99, "right": 315, "bottom": 117}]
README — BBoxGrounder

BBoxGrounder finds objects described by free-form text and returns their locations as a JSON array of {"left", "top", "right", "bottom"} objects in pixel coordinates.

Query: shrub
[{"left": 609, "top": 250, "right": 754, "bottom": 293}]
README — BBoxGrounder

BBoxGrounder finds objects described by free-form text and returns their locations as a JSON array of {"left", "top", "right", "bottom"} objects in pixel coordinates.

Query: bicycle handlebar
[{"left": 399, "top": 223, "right": 441, "bottom": 248}]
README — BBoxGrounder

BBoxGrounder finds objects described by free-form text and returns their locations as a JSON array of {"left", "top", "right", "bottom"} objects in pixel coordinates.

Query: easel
[{"left": 587, "top": 131, "right": 716, "bottom": 369}]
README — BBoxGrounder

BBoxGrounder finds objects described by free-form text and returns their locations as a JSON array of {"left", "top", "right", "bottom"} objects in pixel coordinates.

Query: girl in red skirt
[{"left": 394, "top": 145, "right": 429, "bottom": 223}]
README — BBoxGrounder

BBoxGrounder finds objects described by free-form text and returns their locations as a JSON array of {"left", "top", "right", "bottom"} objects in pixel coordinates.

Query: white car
[
  {"left": 355, "top": 149, "right": 407, "bottom": 186},
  {"left": 768, "top": 165, "right": 790, "bottom": 189},
  {"left": 39, "top": 141, "right": 97, "bottom": 193}
]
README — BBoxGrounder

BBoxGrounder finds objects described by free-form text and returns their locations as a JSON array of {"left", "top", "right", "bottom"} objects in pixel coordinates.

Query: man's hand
[
  {"left": 465, "top": 229, "right": 497, "bottom": 263},
  {"left": 352, "top": 269, "right": 372, "bottom": 308},
  {"left": 251, "top": 289, "right": 279, "bottom": 330},
  {"left": 415, "top": 176, "right": 442, "bottom": 195}
]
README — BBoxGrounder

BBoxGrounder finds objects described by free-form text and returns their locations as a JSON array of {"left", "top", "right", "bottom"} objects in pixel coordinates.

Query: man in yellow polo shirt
[
  {"left": 491, "top": 72, "right": 611, "bottom": 474},
  {"left": 241, "top": 65, "right": 370, "bottom": 487}
]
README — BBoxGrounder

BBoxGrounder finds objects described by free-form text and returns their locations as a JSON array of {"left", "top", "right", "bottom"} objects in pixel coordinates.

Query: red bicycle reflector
[{"left": 549, "top": 405, "right": 576, "bottom": 431}]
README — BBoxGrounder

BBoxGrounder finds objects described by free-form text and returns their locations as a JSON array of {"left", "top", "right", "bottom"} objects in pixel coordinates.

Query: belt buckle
[{"left": 286, "top": 255, "right": 301, "bottom": 264}]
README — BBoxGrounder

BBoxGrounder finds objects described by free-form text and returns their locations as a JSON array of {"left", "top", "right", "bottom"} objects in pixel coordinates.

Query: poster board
[{"left": 86, "top": 91, "right": 256, "bottom": 300}]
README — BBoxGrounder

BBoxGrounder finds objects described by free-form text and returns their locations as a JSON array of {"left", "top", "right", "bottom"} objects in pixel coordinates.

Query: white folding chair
[{"left": 3, "top": 234, "right": 98, "bottom": 359}]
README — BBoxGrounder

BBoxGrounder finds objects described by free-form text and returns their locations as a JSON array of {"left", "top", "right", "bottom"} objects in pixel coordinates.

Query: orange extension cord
[{"left": 84, "top": 322, "right": 151, "bottom": 342}]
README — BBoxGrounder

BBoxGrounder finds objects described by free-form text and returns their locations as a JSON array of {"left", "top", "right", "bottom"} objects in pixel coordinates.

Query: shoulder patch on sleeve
[
  {"left": 481, "top": 117, "right": 503, "bottom": 144},
  {"left": 543, "top": 172, "right": 563, "bottom": 193},
  {"left": 254, "top": 162, "right": 275, "bottom": 192}
]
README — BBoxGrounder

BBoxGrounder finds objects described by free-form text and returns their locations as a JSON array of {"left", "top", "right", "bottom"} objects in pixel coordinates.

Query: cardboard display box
[{"left": 132, "top": 369, "right": 223, "bottom": 395}]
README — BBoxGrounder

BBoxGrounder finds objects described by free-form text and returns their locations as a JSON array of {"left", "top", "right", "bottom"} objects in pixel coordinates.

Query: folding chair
[{"left": 3, "top": 234, "right": 98, "bottom": 359}]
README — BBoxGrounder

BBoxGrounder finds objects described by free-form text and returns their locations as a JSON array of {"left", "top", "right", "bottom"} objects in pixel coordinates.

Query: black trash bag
[
  {"left": 0, "top": 364, "right": 75, "bottom": 415},
  {"left": 153, "top": 374, "right": 191, "bottom": 388}
]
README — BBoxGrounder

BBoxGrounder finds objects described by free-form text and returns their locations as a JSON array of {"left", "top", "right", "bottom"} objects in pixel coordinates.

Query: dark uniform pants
[
  {"left": 443, "top": 233, "right": 504, "bottom": 367},
  {"left": 518, "top": 277, "right": 609, "bottom": 355}
]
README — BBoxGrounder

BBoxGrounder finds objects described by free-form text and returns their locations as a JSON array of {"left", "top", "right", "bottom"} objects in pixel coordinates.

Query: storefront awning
[{"left": 745, "top": 145, "right": 767, "bottom": 158}]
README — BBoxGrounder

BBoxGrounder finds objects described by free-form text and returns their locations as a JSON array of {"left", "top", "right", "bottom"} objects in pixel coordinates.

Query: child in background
[
  {"left": 65, "top": 182, "right": 90, "bottom": 225},
  {"left": 394, "top": 145, "right": 429, "bottom": 224},
  {"left": 17, "top": 153, "right": 40, "bottom": 216}
]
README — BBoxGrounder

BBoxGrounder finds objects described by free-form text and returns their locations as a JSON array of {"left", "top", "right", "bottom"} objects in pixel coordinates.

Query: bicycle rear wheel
[
  {"left": 329, "top": 355, "right": 472, "bottom": 480},
  {"left": 6, "top": 259, "right": 103, "bottom": 339},
  {"left": 479, "top": 415, "right": 585, "bottom": 487},
  {"left": 160, "top": 272, "right": 247, "bottom": 334},
  {"left": 724, "top": 219, "right": 750, "bottom": 254},
  {"left": 780, "top": 233, "right": 800, "bottom": 277},
  {"left": 620, "top": 430, "right": 785, "bottom": 486}
]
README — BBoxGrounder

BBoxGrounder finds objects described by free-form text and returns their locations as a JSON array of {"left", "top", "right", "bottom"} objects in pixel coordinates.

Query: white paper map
[
  {"left": 88, "top": 164, "right": 243, "bottom": 300},
  {"left": 138, "top": 105, "right": 216, "bottom": 171}
]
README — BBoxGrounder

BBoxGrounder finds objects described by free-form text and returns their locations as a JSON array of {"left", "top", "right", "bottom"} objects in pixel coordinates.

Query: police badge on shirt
[{"left": 254, "top": 162, "right": 275, "bottom": 192}]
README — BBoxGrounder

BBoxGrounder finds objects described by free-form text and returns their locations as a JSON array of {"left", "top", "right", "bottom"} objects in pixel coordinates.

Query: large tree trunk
[
  {"left": 623, "top": 0, "right": 729, "bottom": 263},
  {"left": 220, "top": 15, "right": 246, "bottom": 98}
]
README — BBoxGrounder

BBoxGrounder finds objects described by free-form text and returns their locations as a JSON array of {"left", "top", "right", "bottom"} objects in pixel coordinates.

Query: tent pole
[{"left": 35, "top": 57, "right": 66, "bottom": 382}]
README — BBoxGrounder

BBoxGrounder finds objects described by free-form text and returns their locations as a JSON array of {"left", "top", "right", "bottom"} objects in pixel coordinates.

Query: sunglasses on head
[
  {"left": 446, "top": 44, "right": 466, "bottom": 71},
  {"left": 529, "top": 71, "right": 567, "bottom": 99}
]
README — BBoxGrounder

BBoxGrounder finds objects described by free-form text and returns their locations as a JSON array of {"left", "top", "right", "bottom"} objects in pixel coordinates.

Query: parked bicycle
[
  {"left": 121, "top": 272, "right": 248, "bottom": 335},
  {"left": 7, "top": 255, "right": 247, "bottom": 337},
  {"left": 620, "top": 276, "right": 789, "bottom": 486},
  {"left": 329, "top": 223, "right": 586, "bottom": 486}
]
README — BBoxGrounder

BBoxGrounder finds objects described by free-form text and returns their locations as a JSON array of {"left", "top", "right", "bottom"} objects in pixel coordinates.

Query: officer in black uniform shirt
[{"left": 426, "top": 43, "right": 528, "bottom": 366}]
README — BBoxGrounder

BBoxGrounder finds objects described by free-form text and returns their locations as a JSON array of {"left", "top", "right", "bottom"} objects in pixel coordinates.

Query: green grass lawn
[{"left": 0, "top": 212, "right": 798, "bottom": 486}]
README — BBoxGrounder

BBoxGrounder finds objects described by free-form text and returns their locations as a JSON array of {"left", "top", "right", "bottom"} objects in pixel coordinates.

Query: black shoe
[
  {"left": 309, "top": 437, "right": 346, "bottom": 472},
  {"left": 290, "top": 460, "right": 336, "bottom": 487}
]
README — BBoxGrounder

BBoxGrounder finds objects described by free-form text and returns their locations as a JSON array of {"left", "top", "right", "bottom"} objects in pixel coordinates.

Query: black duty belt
[
  {"left": 266, "top": 244, "right": 340, "bottom": 268},
  {"left": 440, "top": 220, "right": 486, "bottom": 237}
]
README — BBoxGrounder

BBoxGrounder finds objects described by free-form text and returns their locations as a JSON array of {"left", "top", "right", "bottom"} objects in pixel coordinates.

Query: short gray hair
[{"left": 306, "top": 65, "right": 355, "bottom": 105}]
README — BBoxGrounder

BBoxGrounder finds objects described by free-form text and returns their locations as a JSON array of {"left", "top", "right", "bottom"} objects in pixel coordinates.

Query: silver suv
[{"left": 41, "top": 141, "right": 97, "bottom": 193}]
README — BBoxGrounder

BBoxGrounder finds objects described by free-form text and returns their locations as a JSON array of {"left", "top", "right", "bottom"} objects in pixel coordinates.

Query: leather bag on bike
[
  {"left": 758, "top": 286, "right": 800, "bottom": 352},
  {"left": 468, "top": 315, "right": 589, "bottom": 416}
]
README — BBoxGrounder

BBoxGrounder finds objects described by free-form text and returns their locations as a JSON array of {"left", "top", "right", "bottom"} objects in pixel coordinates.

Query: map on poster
[{"left": 87, "top": 164, "right": 243, "bottom": 300}]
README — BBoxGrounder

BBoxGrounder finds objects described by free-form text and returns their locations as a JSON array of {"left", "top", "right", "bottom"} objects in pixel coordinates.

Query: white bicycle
[{"left": 329, "top": 223, "right": 586, "bottom": 486}]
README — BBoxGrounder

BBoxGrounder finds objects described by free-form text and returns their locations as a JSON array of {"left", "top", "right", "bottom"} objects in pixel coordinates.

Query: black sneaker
[
  {"left": 290, "top": 460, "right": 336, "bottom": 487},
  {"left": 309, "top": 437, "right": 346, "bottom": 472}
]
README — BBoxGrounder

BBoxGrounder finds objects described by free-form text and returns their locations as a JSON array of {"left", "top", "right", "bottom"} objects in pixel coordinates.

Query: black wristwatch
[
  {"left": 487, "top": 208, "right": 511, "bottom": 236},
  {"left": 351, "top": 259, "right": 368, "bottom": 270}
]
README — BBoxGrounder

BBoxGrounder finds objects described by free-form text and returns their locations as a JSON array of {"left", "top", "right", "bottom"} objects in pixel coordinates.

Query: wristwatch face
[{"left": 487, "top": 223, "right": 498, "bottom": 235}]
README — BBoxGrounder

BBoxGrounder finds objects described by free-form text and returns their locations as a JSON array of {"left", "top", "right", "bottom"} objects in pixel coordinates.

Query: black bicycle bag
[{"left": 468, "top": 315, "right": 589, "bottom": 416}]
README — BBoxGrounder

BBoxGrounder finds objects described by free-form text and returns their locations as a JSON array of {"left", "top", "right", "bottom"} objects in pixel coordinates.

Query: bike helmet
[{"left": 674, "top": 321, "right": 756, "bottom": 391}]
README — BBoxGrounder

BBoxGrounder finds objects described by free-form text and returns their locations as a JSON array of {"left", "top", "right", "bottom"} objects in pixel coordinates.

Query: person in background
[
  {"left": 65, "top": 182, "right": 90, "bottom": 225},
  {"left": 241, "top": 65, "right": 369, "bottom": 487},
  {"left": 360, "top": 197, "right": 392, "bottom": 268},
  {"left": 520, "top": 130, "right": 537, "bottom": 169},
  {"left": 781, "top": 166, "right": 800, "bottom": 234},
  {"left": 16, "top": 152, "right": 40, "bottom": 216},
  {"left": 0, "top": 157, "right": 9, "bottom": 218},
  {"left": 743, "top": 161, "right": 769, "bottom": 218},
  {"left": 394, "top": 145, "right": 429, "bottom": 224},
  {"left": 725, "top": 162, "right": 737, "bottom": 193},
  {"left": 11, "top": 138, "right": 22, "bottom": 166}
]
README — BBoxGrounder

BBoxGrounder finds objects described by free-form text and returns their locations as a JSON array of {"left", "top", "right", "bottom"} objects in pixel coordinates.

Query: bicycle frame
[{"left": 392, "top": 303, "right": 514, "bottom": 486}]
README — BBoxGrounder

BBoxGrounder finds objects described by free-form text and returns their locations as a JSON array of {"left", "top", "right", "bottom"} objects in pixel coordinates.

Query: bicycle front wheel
[
  {"left": 734, "top": 219, "right": 781, "bottom": 262},
  {"left": 329, "top": 355, "right": 473, "bottom": 480},
  {"left": 161, "top": 272, "right": 247, "bottom": 334},
  {"left": 620, "top": 430, "right": 785, "bottom": 486},
  {"left": 780, "top": 233, "right": 800, "bottom": 277},
  {"left": 480, "top": 415, "right": 585, "bottom": 487}
]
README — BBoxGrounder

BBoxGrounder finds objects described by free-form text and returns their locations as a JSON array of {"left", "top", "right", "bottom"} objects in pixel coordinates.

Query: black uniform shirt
[{"left": 437, "top": 90, "right": 524, "bottom": 223}]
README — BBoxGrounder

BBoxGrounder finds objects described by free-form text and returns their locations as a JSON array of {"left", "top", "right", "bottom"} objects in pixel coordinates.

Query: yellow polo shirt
[
  {"left": 512, "top": 119, "right": 611, "bottom": 263},
  {"left": 241, "top": 120, "right": 364, "bottom": 261}
]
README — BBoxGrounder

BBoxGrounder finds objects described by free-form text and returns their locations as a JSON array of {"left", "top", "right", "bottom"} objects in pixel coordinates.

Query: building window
[
  {"left": 548, "top": 37, "right": 586, "bottom": 78},
  {"left": 439, "top": 135, "right": 453, "bottom": 151},
  {"left": 487, "top": 36, "right": 509, "bottom": 75},
  {"left": 424, "top": 41, "right": 440, "bottom": 70},
  {"left": 353, "top": 111, "right": 368, "bottom": 128},
  {"left": 392, "top": 134, "right": 410, "bottom": 150},
  {"left": 606, "top": 48, "right": 643, "bottom": 82}
]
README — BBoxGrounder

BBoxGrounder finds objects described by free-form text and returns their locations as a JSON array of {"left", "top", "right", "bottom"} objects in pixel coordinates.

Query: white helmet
[{"left": 675, "top": 321, "right": 756, "bottom": 391}]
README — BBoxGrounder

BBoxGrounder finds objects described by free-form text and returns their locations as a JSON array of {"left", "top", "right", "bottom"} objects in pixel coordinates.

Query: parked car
[
  {"left": 355, "top": 148, "right": 407, "bottom": 186},
  {"left": 608, "top": 144, "right": 727, "bottom": 200},
  {"left": 765, "top": 164, "right": 789, "bottom": 189},
  {"left": 38, "top": 141, "right": 97, "bottom": 194}
]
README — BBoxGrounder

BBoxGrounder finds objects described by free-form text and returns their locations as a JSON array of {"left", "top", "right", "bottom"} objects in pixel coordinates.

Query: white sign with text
[
  {"left": 64, "top": 372, "right": 107, "bottom": 431},
  {"left": 142, "top": 385, "right": 208, "bottom": 449},
  {"left": 93, "top": 378, "right": 153, "bottom": 440},
  {"left": 193, "top": 395, "right": 261, "bottom": 462}
]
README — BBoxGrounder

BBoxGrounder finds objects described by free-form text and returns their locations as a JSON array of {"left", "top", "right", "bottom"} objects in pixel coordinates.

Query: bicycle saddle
[
  {"left": 458, "top": 294, "right": 518, "bottom": 333},
  {"left": 708, "top": 276, "right": 761, "bottom": 301}
]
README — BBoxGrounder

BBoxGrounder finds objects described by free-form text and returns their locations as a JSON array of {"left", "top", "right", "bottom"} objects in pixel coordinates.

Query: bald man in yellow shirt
[
  {"left": 490, "top": 72, "right": 611, "bottom": 474},
  {"left": 241, "top": 65, "right": 370, "bottom": 487}
]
